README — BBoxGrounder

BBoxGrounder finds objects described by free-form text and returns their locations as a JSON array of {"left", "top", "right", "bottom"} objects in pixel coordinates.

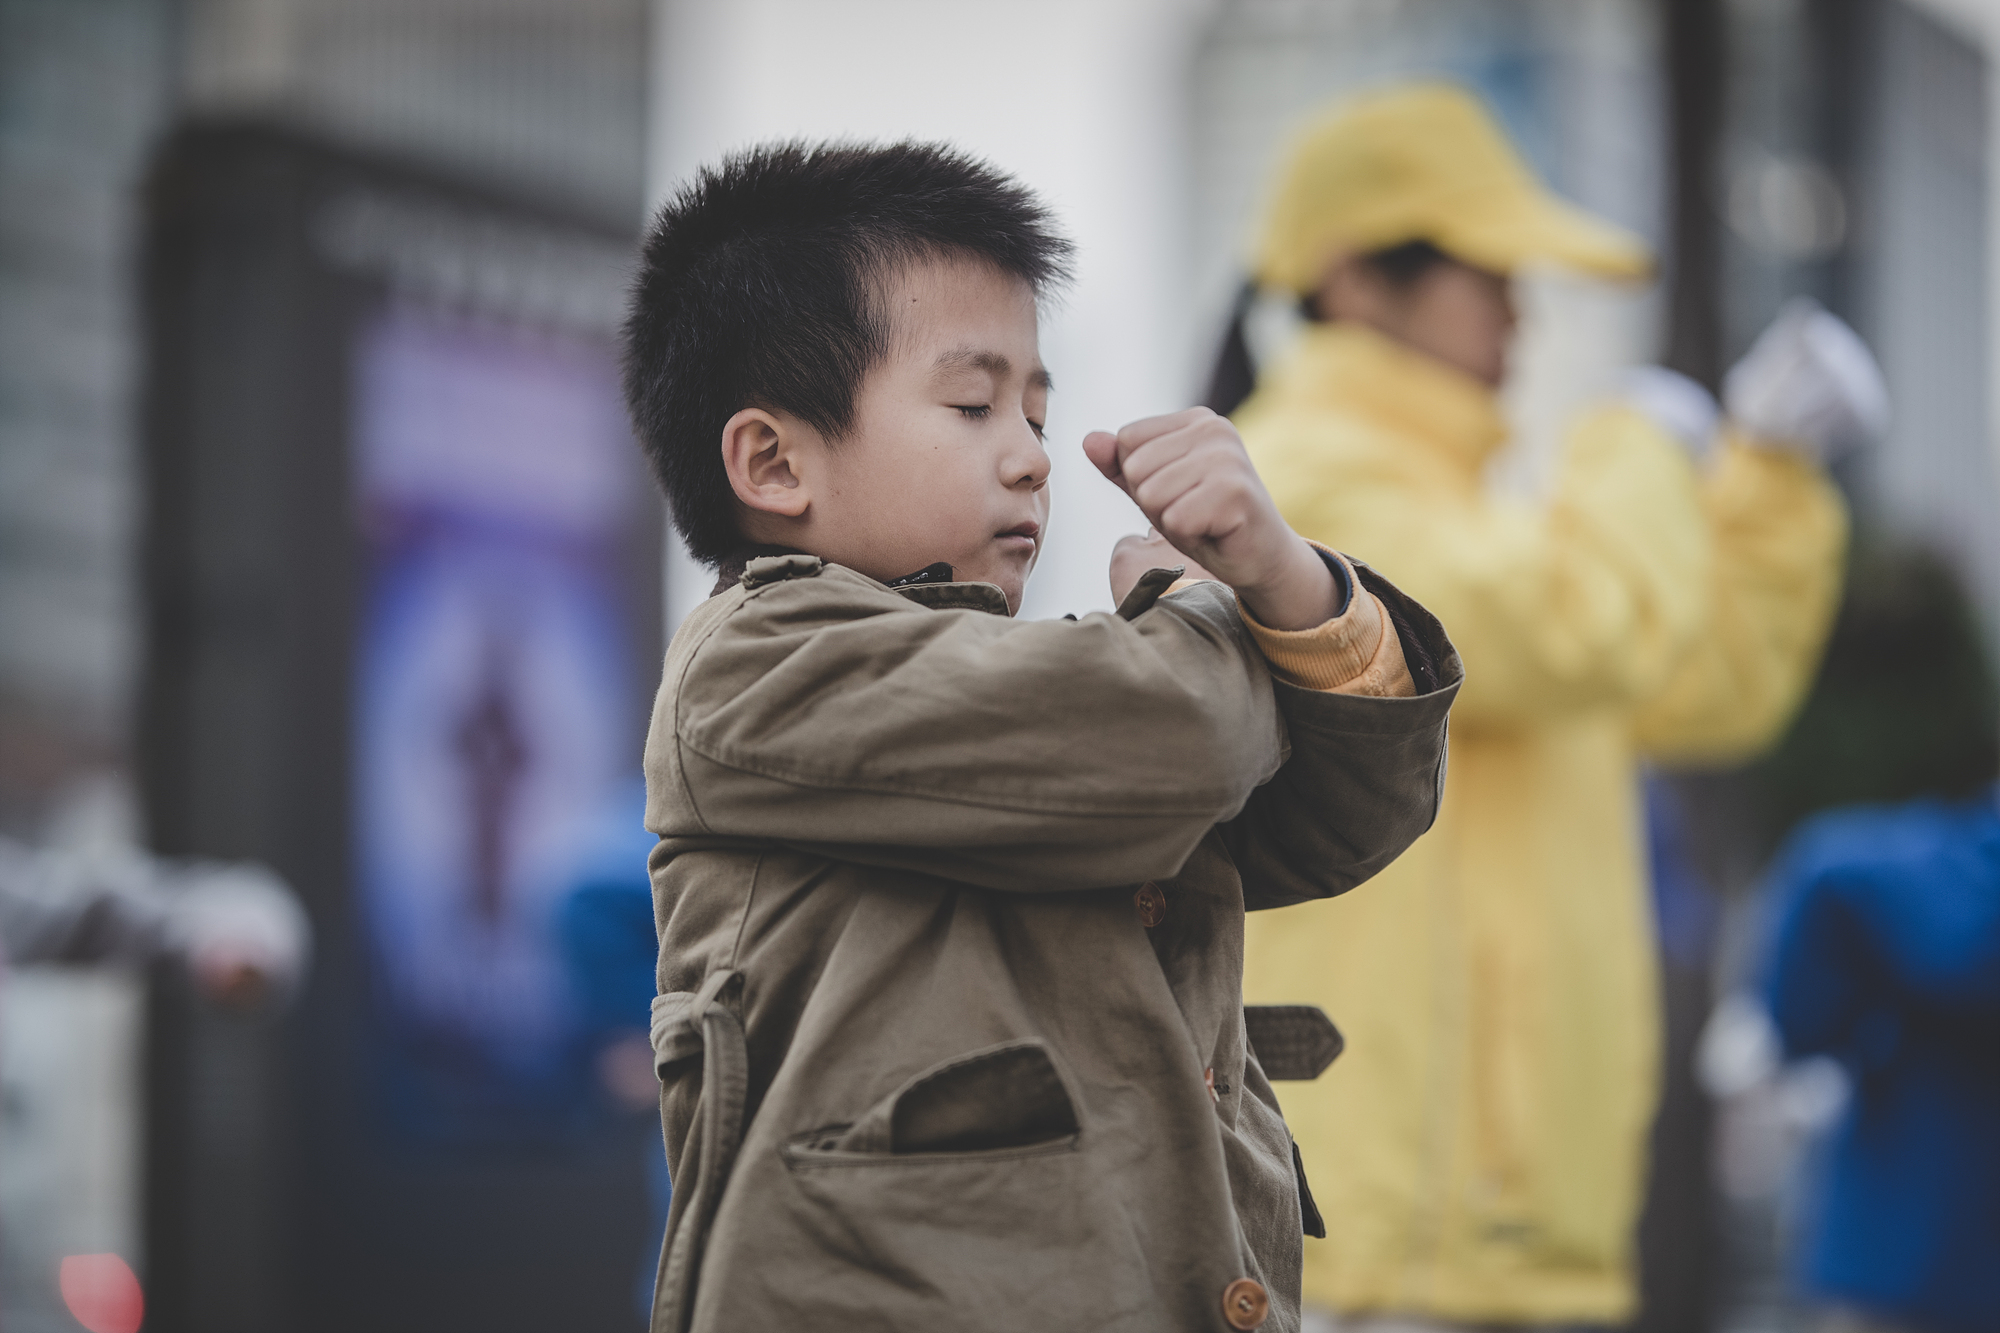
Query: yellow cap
[{"left": 1252, "top": 83, "right": 1652, "bottom": 293}]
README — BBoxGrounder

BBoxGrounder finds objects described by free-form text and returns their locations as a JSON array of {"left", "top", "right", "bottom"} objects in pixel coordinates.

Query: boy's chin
[
  {"left": 983, "top": 576, "right": 1024, "bottom": 616},
  {"left": 954, "top": 556, "right": 1033, "bottom": 610},
  {"left": 984, "top": 571, "right": 1030, "bottom": 617}
]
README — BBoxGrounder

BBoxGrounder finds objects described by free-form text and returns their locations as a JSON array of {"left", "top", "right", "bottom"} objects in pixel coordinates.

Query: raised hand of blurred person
[
  {"left": 170, "top": 866, "right": 311, "bottom": 1012},
  {"left": 1, "top": 834, "right": 311, "bottom": 1012},
  {"left": 1620, "top": 365, "right": 1721, "bottom": 463},
  {"left": 1084, "top": 408, "right": 1340, "bottom": 630},
  {"left": 1725, "top": 298, "right": 1889, "bottom": 462}
]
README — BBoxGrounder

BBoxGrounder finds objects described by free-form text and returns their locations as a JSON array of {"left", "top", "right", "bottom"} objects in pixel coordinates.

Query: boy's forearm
[
  {"left": 1233, "top": 533, "right": 1346, "bottom": 631},
  {"left": 1178, "top": 544, "right": 1411, "bottom": 698},
  {"left": 1240, "top": 582, "right": 1414, "bottom": 698},
  {"left": 1226, "top": 564, "right": 1461, "bottom": 908}
]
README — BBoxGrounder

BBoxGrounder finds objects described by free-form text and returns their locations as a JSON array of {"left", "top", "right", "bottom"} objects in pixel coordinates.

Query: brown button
[
  {"left": 1133, "top": 880, "right": 1166, "bottom": 928},
  {"left": 1222, "top": 1278, "right": 1268, "bottom": 1329}
]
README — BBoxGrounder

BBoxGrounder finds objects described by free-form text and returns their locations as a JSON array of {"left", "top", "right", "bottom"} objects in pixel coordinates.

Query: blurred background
[{"left": 1, "top": 0, "right": 1995, "bottom": 1330}]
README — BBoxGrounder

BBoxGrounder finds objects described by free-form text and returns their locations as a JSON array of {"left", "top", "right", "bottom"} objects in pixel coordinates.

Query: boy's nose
[{"left": 1009, "top": 430, "right": 1052, "bottom": 489}]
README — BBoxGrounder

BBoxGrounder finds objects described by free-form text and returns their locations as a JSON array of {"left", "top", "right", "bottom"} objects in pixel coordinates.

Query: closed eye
[
  {"left": 1027, "top": 419, "right": 1045, "bottom": 439},
  {"left": 953, "top": 404, "right": 992, "bottom": 421}
]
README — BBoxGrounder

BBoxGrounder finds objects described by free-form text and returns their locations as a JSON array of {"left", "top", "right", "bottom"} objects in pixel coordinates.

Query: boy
[{"left": 622, "top": 141, "right": 1460, "bottom": 1333}]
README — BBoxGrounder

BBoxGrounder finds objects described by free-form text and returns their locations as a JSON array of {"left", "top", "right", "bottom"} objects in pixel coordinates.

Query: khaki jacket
[
  {"left": 643, "top": 551, "right": 1460, "bottom": 1333},
  {"left": 1238, "top": 325, "right": 1847, "bottom": 1322}
]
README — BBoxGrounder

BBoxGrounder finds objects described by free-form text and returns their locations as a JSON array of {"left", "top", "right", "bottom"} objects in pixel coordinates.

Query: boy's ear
[{"left": 720, "top": 407, "right": 811, "bottom": 519}]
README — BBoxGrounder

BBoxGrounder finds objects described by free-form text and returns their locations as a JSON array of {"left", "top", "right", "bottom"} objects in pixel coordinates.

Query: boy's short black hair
[{"left": 622, "top": 140, "right": 1075, "bottom": 564}]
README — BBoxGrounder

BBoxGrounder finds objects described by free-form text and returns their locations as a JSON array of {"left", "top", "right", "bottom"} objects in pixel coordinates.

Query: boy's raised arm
[
  {"left": 1222, "top": 565, "right": 1460, "bottom": 909},
  {"left": 1087, "top": 408, "right": 1460, "bottom": 905},
  {"left": 650, "top": 567, "right": 1290, "bottom": 892},
  {"left": 650, "top": 406, "right": 1458, "bottom": 896}
]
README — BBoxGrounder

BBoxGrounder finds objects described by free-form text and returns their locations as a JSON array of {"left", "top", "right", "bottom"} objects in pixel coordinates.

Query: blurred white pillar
[
  {"left": 1841, "top": 0, "right": 2000, "bottom": 642},
  {"left": 1911, "top": 0, "right": 2000, "bottom": 468},
  {"left": 0, "top": 973, "right": 145, "bottom": 1326},
  {"left": 647, "top": 0, "right": 1217, "bottom": 624}
]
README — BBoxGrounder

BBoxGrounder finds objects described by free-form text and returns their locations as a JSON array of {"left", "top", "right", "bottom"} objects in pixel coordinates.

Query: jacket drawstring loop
[{"left": 647, "top": 968, "right": 747, "bottom": 1333}]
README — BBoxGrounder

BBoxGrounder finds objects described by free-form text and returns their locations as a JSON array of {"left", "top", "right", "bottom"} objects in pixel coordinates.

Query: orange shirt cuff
[{"left": 1233, "top": 547, "right": 1416, "bottom": 698}]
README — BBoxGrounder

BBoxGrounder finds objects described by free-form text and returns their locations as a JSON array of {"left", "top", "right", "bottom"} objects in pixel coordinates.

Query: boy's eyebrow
[{"left": 932, "top": 346, "right": 1055, "bottom": 392}]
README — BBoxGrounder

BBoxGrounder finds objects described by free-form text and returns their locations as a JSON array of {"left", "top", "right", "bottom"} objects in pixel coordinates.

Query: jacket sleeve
[
  {"left": 1222, "top": 564, "right": 1462, "bottom": 910},
  {"left": 646, "top": 572, "right": 1289, "bottom": 892},
  {"left": 1632, "top": 439, "right": 1849, "bottom": 764},
  {"left": 1262, "top": 405, "right": 1714, "bottom": 728}
]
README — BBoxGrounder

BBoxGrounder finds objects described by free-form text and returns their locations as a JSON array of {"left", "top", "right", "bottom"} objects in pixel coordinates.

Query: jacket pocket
[
  {"left": 783, "top": 1039, "right": 1081, "bottom": 1164},
  {"left": 767, "top": 1042, "right": 1152, "bottom": 1329}
]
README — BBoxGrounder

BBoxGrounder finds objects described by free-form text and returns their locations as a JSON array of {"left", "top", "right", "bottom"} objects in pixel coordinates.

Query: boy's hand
[
  {"left": 1085, "top": 408, "right": 1340, "bottom": 630},
  {"left": 1108, "top": 528, "right": 1217, "bottom": 604}
]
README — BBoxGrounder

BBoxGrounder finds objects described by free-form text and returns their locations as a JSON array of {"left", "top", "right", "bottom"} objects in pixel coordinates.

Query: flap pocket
[
  {"left": 811, "top": 1040, "right": 1081, "bottom": 1160},
  {"left": 889, "top": 1042, "right": 1078, "bottom": 1153}
]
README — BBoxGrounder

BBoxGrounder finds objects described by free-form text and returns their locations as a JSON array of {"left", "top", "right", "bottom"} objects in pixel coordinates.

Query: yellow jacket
[{"left": 1239, "top": 325, "right": 1847, "bottom": 1322}]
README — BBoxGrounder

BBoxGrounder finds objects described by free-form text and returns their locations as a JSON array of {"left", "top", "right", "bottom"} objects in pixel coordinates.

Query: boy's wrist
[{"left": 1235, "top": 536, "right": 1345, "bottom": 631}]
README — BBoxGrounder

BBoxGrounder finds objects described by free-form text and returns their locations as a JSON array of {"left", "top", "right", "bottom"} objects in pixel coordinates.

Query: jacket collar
[
  {"left": 1257, "top": 323, "right": 1507, "bottom": 473},
  {"left": 711, "top": 545, "right": 1010, "bottom": 616},
  {"left": 710, "top": 544, "right": 810, "bottom": 597}
]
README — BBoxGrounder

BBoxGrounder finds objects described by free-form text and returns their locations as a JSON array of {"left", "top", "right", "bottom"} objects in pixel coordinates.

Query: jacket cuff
[{"left": 1236, "top": 547, "right": 1416, "bottom": 698}]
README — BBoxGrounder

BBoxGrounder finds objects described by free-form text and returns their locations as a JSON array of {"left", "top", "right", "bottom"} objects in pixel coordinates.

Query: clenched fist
[{"left": 1084, "top": 408, "right": 1340, "bottom": 630}]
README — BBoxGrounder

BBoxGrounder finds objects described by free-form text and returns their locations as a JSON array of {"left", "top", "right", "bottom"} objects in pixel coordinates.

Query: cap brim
[{"left": 1439, "top": 189, "right": 1652, "bottom": 280}]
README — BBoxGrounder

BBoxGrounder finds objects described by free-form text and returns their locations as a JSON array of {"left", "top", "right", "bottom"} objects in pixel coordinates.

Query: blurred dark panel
[
  {"left": 1630, "top": 957, "right": 1719, "bottom": 1333},
  {"left": 140, "top": 120, "right": 657, "bottom": 1333},
  {"left": 1641, "top": 11, "right": 1731, "bottom": 1323},
  {"left": 1663, "top": 0, "right": 1726, "bottom": 391},
  {"left": 140, "top": 120, "right": 358, "bottom": 1333}
]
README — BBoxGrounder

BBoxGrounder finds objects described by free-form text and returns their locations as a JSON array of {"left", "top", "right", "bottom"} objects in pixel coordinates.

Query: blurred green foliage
[{"left": 1750, "top": 537, "right": 2000, "bottom": 844}]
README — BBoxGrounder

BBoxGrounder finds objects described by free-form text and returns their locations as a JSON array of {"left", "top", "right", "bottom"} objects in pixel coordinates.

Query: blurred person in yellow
[{"left": 1219, "top": 84, "right": 1886, "bottom": 1329}]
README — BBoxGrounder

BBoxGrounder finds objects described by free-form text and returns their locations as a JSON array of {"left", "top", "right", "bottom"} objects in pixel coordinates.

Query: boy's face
[{"left": 725, "top": 258, "right": 1052, "bottom": 614}]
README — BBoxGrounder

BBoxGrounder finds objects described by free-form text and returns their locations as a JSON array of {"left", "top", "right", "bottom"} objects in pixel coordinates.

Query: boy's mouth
[{"left": 996, "top": 521, "right": 1040, "bottom": 553}]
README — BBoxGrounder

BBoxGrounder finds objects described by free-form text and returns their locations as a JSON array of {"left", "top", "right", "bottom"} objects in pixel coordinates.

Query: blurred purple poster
[{"left": 352, "top": 303, "right": 644, "bottom": 1140}]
